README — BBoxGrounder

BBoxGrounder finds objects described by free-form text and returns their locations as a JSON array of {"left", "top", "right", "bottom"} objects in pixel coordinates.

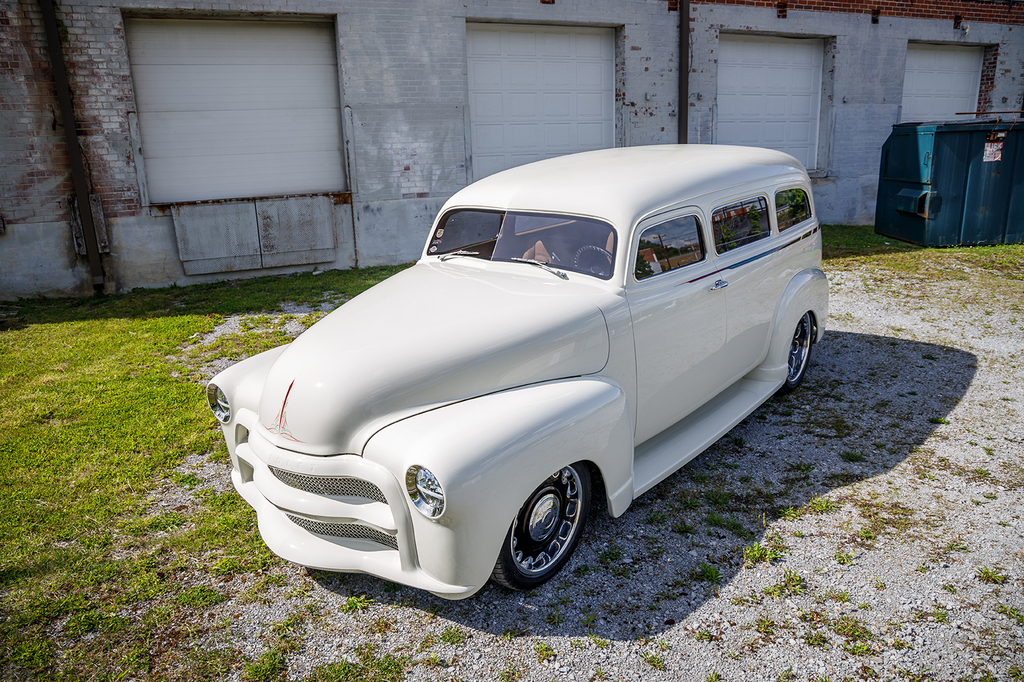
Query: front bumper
[{"left": 229, "top": 410, "right": 477, "bottom": 597}]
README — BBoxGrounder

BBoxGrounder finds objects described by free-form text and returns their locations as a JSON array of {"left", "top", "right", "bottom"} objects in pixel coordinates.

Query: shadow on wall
[{"left": 310, "top": 329, "right": 977, "bottom": 639}]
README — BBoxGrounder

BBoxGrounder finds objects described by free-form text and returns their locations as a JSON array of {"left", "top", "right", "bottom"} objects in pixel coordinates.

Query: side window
[
  {"left": 711, "top": 196, "right": 770, "bottom": 254},
  {"left": 634, "top": 215, "right": 704, "bottom": 281},
  {"left": 776, "top": 188, "right": 812, "bottom": 231}
]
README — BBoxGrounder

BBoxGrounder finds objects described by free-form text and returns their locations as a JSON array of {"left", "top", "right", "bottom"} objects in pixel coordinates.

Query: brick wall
[
  {"left": 978, "top": 44, "right": 1000, "bottom": 113},
  {"left": 694, "top": 0, "right": 1024, "bottom": 25},
  {"left": 0, "top": 2, "right": 72, "bottom": 227}
]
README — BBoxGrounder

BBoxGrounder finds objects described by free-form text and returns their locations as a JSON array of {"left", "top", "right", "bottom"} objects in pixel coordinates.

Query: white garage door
[
  {"left": 716, "top": 35, "right": 823, "bottom": 170},
  {"left": 467, "top": 24, "right": 615, "bottom": 181},
  {"left": 126, "top": 19, "right": 346, "bottom": 204},
  {"left": 901, "top": 43, "right": 983, "bottom": 123}
]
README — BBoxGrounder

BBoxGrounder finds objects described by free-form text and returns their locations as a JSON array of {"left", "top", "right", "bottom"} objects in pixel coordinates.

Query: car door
[
  {"left": 709, "top": 195, "right": 779, "bottom": 384},
  {"left": 625, "top": 211, "right": 730, "bottom": 445}
]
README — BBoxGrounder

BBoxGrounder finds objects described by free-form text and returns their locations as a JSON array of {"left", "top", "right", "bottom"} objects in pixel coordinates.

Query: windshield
[{"left": 427, "top": 210, "right": 617, "bottom": 280}]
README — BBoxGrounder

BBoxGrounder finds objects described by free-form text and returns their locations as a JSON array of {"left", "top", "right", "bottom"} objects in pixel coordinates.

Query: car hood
[{"left": 256, "top": 262, "right": 611, "bottom": 455}]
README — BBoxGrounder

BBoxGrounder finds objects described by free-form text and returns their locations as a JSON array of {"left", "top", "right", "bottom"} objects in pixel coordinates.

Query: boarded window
[{"left": 712, "top": 197, "right": 770, "bottom": 254}]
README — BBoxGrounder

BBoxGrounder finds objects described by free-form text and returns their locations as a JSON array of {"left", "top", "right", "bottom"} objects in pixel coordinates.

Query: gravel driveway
[{"left": 176, "top": 257, "right": 1023, "bottom": 682}]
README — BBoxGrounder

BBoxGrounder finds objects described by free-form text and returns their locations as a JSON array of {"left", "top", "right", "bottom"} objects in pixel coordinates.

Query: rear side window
[
  {"left": 634, "top": 215, "right": 704, "bottom": 281},
  {"left": 775, "top": 188, "right": 812, "bottom": 231},
  {"left": 711, "top": 196, "right": 770, "bottom": 254}
]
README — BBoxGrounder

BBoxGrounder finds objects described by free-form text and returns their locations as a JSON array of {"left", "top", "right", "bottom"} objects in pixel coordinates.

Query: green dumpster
[{"left": 875, "top": 118, "right": 1023, "bottom": 246}]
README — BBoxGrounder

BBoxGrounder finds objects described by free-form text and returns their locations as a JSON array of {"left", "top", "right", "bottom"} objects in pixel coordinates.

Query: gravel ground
[{"left": 171, "top": 259, "right": 1023, "bottom": 682}]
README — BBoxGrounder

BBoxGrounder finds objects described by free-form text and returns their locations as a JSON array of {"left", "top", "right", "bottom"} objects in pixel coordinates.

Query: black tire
[
  {"left": 779, "top": 311, "right": 814, "bottom": 394},
  {"left": 491, "top": 463, "right": 591, "bottom": 590}
]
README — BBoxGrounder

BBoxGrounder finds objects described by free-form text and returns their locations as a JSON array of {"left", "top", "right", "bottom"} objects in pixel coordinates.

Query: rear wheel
[
  {"left": 491, "top": 463, "right": 591, "bottom": 590},
  {"left": 779, "top": 311, "right": 814, "bottom": 394}
]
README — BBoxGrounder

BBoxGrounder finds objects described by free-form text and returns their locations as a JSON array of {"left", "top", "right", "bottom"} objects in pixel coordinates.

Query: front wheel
[
  {"left": 491, "top": 463, "right": 591, "bottom": 590},
  {"left": 779, "top": 311, "right": 814, "bottom": 394}
]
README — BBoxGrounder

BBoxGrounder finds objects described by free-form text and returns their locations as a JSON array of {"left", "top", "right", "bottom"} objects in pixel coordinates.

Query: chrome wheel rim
[
  {"left": 510, "top": 467, "right": 583, "bottom": 576},
  {"left": 787, "top": 312, "right": 812, "bottom": 384}
]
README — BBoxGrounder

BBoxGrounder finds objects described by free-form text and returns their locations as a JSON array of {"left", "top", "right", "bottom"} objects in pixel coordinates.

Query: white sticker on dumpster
[{"left": 984, "top": 142, "right": 1003, "bottom": 162}]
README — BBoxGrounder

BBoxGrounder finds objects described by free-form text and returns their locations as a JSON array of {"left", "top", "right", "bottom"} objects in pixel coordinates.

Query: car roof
[{"left": 442, "top": 144, "right": 808, "bottom": 230}]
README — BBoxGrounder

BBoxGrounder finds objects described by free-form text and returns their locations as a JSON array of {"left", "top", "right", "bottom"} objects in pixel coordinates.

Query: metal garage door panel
[
  {"left": 126, "top": 19, "right": 345, "bottom": 204},
  {"left": 901, "top": 44, "right": 982, "bottom": 123},
  {"left": 256, "top": 196, "right": 336, "bottom": 268},
  {"left": 467, "top": 24, "right": 614, "bottom": 180},
  {"left": 172, "top": 201, "right": 261, "bottom": 275},
  {"left": 717, "top": 35, "right": 823, "bottom": 169}
]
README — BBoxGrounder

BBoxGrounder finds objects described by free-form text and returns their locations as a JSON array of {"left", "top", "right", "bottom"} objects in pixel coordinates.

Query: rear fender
[
  {"left": 745, "top": 268, "right": 829, "bottom": 385},
  {"left": 362, "top": 377, "right": 634, "bottom": 592}
]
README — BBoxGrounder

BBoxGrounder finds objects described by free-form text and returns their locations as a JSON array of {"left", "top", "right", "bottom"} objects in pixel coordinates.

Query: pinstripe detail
[{"left": 680, "top": 225, "right": 818, "bottom": 285}]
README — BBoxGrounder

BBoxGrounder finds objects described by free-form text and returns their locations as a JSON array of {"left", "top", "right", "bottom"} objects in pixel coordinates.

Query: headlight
[
  {"left": 206, "top": 383, "right": 231, "bottom": 423},
  {"left": 406, "top": 465, "right": 445, "bottom": 519}
]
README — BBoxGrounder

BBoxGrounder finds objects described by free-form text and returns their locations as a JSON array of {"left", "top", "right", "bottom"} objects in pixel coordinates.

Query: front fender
[
  {"left": 362, "top": 377, "right": 634, "bottom": 594},
  {"left": 746, "top": 268, "right": 829, "bottom": 385}
]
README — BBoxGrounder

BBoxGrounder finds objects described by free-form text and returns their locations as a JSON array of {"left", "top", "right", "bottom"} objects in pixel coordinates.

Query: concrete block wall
[{"left": 688, "top": 3, "right": 1023, "bottom": 224}]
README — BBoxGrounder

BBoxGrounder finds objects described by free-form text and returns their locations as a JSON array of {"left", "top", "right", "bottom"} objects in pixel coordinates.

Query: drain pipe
[
  {"left": 39, "top": 0, "right": 105, "bottom": 291},
  {"left": 678, "top": 0, "right": 689, "bottom": 143}
]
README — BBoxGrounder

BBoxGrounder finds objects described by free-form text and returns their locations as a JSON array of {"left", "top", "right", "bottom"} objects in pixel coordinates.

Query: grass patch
[{"left": 0, "top": 266, "right": 405, "bottom": 679}]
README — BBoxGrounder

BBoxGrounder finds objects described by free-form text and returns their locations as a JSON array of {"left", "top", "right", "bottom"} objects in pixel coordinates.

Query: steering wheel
[{"left": 573, "top": 245, "right": 613, "bottom": 277}]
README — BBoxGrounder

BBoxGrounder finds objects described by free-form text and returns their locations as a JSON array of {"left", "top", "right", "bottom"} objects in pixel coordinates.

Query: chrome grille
[
  {"left": 287, "top": 514, "right": 398, "bottom": 550},
  {"left": 269, "top": 467, "right": 387, "bottom": 504}
]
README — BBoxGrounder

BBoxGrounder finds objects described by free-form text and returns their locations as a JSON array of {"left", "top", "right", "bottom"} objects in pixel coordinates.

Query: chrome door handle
[{"left": 710, "top": 279, "right": 729, "bottom": 290}]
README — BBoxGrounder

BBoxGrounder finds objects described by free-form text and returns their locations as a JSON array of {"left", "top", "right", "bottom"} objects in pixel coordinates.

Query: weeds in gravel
[
  {"left": 1009, "top": 665, "right": 1024, "bottom": 680},
  {"left": 693, "top": 562, "right": 723, "bottom": 583},
  {"left": 175, "top": 585, "right": 225, "bottom": 609},
  {"left": 695, "top": 629, "right": 715, "bottom": 642},
  {"left": 832, "top": 616, "right": 872, "bottom": 642},
  {"left": 341, "top": 595, "right": 373, "bottom": 613},
  {"left": 706, "top": 672, "right": 722, "bottom": 682},
  {"left": 806, "top": 497, "right": 838, "bottom": 514},
  {"left": 534, "top": 641, "right": 556, "bottom": 663},
  {"left": 823, "top": 589, "right": 851, "bottom": 603},
  {"left": 704, "top": 490, "right": 730, "bottom": 508},
  {"left": 841, "top": 451, "right": 866, "bottom": 463},
  {"left": 588, "top": 634, "right": 610, "bottom": 648},
  {"left": 706, "top": 512, "right": 754, "bottom": 539},
  {"left": 499, "top": 664, "right": 525, "bottom": 681},
  {"left": 755, "top": 616, "right": 776, "bottom": 636},
  {"left": 672, "top": 519, "right": 695, "bottom": 535},
  {"left": 779, "top": 506, "right": 802, "bottom": 521},
  {"left": 996, "top": 603, "right": 1024, "bottom": 626},
  {"left": 641, "top": 652, "right": 666, "bottom": 670},
  {"left": 743, "top": 531, "right": 790, "bottom": 567},
  {"left": 439, "top": 627, "right": 465, "bottom": 645},
  {"left": 764, "top": 569, "right": 804, "bottom": 598},
  {"left": 804, "top": 631, "right": 829, "bottom": 648},
  {"left": 834, "top": 550, "right": 855, "bottom": 565},
  {"left": 975, "top": 565, "right": 1008, "bottom": 584},
  {"left": 544, "top": 610, "right": 564, "bottom": 626}
]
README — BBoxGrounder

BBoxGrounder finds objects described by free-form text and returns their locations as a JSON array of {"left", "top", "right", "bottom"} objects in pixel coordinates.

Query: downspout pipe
[
  {"left": 678, "top": 0, "right": 689, "bottom": 144},
  {"left": 39, "top": 0, "right": 105, "bottom": 291}
]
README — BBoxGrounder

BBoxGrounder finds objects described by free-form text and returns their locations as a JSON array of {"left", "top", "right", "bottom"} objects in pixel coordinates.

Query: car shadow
[{"left": 308, "top": 329, "right": 976, "bottom": 644}]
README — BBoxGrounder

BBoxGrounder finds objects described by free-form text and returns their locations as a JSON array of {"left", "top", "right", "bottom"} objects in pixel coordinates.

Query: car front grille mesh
[
  {"left": 286, "top": 514, "right": 398, "bottom": 550},
  {"left": 269, "top": 467, "right": 388, "bottom": 504}
]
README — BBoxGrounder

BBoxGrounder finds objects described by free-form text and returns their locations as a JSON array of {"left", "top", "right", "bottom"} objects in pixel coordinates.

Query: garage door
[
  {"left": 901, "top": 43, "right": 983, "bottom": 124},
  {"left": 126, "top": 19, "right": 346, "bottom": 204},
  {"left": 716, "top": 35, "right": 823, "bottom": 170},
  {"left": 467, "top": 24, "right": 614, "bottom": 181}
]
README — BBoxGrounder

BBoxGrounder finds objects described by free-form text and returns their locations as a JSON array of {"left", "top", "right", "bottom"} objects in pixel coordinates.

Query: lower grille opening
[
  {"left": 270, "top": 467, "right": 388, "bottom": 504},
  {"left": 287, "top": 514, "right": 398, "bottom": 551}
]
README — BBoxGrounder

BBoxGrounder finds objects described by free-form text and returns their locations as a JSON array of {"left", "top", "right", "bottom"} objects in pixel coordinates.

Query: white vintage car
[{"left": 207, "top": 145, "right": 828, "bottom": 599}]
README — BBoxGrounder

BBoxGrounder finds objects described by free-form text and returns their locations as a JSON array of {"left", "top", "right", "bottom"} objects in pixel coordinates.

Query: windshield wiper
[
  {"left": 439, "top": 250, "right": 479, "bottom": 261},
  {"left": 510, "top": 257, "right": 568, "bottom": 280}
]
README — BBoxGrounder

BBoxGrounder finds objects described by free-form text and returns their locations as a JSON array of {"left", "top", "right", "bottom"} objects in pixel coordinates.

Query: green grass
[
  {"left": 0, "top": 265, "right": 407, "bottom": 679},
  {"left": 822, "top": 224, "right": 922, "bottom": 261}
]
